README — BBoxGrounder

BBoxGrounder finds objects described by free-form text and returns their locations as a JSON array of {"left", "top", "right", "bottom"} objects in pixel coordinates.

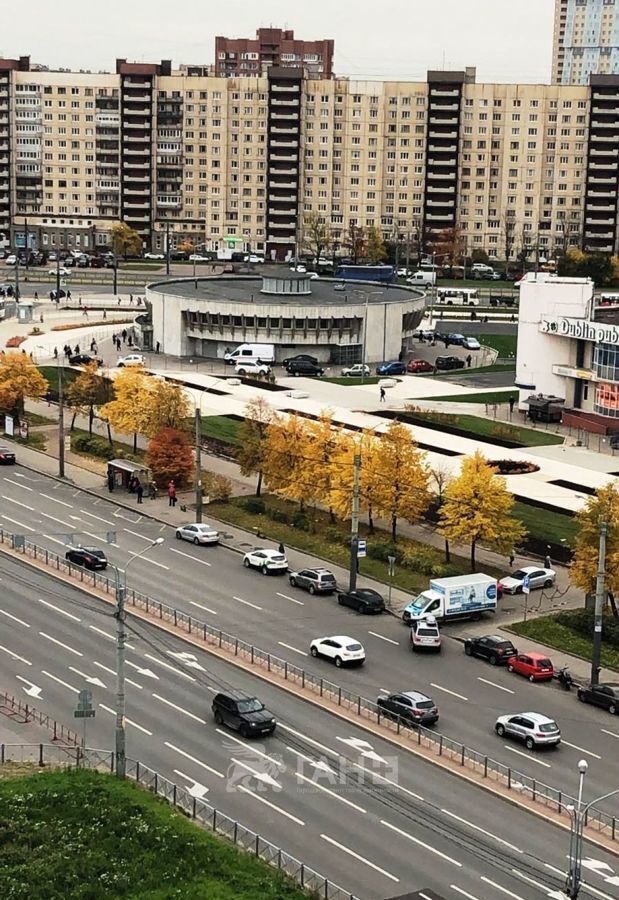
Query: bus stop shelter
[{"left": 106, "top": 459, "right": 151, "bottom": 492}]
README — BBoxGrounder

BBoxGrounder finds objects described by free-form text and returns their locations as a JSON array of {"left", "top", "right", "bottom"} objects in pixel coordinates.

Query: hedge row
[{"left": 70, "top": 432, "right": 115, "bottom": 460}]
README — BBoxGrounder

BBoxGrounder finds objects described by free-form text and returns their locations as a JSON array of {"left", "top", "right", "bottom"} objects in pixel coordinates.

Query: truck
[
  {"left": 224, "top": 343, "right": 275, "bottom": 365},
  {"left": 401, "top": 574, "right": 498, "bottom": 625}
]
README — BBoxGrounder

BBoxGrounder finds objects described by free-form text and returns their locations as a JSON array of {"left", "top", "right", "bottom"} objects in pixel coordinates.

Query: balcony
[
  {"left": 270, "top": 167, "right": 298, "bottom": 175},
  {"left": 123, "top": 135, "right": 151, "bottom": 144},
  {"left": 426, "top": 199, "right": 455, "bottom": 207},
  {"left": 585, "top": 231, "right": 614, "bottom": 239},
  {"left": 591, "top": 133, "right": 619, "bottom": 143},
  {"left": 124, "top": 147, "right": 151, "bottom": 157},
  {"left": 589, "top": 147, "right": 619, "bottom": 156},
  {"left": 425, "top": 212, "right": 454, "bottom": 221},
  {"left": 268, "top": 180, "right": 297, "bottom": 189},
  {"left": 429, "top": 116, "right": 459, "bottom": 126},
  {"left": 271, "top": 83, "right": 300, "bottom": 92},
  {"left": 427, "top": 158, "right": 457, "bottom": 167},
  {"left": 157, "top": 196, "right": 182, "bottom": 207},
  {"left": 591, "top": 120, "right": 619, "bottom": 129},
  {"left": 123, "top": 173, "right": 151, "bottom": 181},
  {"left": 270, "top": 112, "right": 300, "bottom": 122},
  {"left": 428, "top": 131, "right": 458, "bottom": 140},
  {"left": 269, "top": 220, "right": 296, "bottom": 229},
  {"left": 267, "top": 235, "right": 295, "bottom": 244},
  {"left": 426, "top": 172, "right": 457, "bottom": 180},
  {"left": 428, "top": 144, "right": 457, "bottom": 153},
  {"left": 585, "top": 216, "right": 615, "bottom": 225},
  {"left": 589, "top": 162, "right": 619, "bottom": 171},
  {"left": 271, "top": 96, "right": 300, "bottom": 106},
  {"left": 270, "top": 125, "right": 298, "bottom": 135},
  {"left": 269, "top": 207, "right": 297, "bottom": 215},
  {"left": 430, "top": 103, "right": 459, "bottom": 111},
  {"left": 123, "top": 110, "right": 151, "bottom": 120},
  {"left": 270, "top": 139, "right": 298, "bottom": 148},
  {"left": 426, "top": 185, "right": 455, "bottom": 194},
  {"left": 593, "top": 92, "right": 619, "bottom": 101},
  {"left": 123, "top": 92, "right": 151, "bottom": 102},
  {"left": 430, "top": 88, "right": 459, "bottom": 97},
  {"left": 124, "top": 200, "right": 151, "bottom": 209}
]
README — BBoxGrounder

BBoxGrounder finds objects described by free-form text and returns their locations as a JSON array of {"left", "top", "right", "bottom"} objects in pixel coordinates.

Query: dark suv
[
  {"left": 289, "top": 567, "right": 337, "bottom": 594},
  {"left": 65, "top": 546, "right": 108, "bottom": 570},
  {"left": 464, "top": 634, "right": 517, "bottom": 665},
  {"left": 577, "top": 682, "right": 619, "bottom": 715},
  {"left": 435, "top": 355, "right": 465, "bottom": 371},
  {"left": 337, "top": 588, "right": 385, "bottom": 614},
  {"left": 285, "top": 359, "right": 324, "bottom": 377},
  {"left": 212, "top": 693, "right": 277, "bottom": 737},
  {"left": 377, "top": 691, "right": 439, "bottom": 727}
]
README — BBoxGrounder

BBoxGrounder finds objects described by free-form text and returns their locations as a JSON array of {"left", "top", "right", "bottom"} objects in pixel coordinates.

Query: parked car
[
  {"left": 290, "top": 264, "right": 306, "bottom": 273},
  {"left": 407, "top": 359, "right": 433, "bottom": 374},
  {"left": 0, "top": 283, "right": 14, "bottom": 296},
  {"left": 49, "top": 267, "right": 71, "bottom": 276},
  {"left": 68, "top": 354, "right": 102, "bottom": 367},
  {"left": 333, "top": 283, "right": 347, "bottom": 292},
  {"left": 289, "top": 567, "right": 337, "bottom": 594},
  {"left": 144, "top": 252, "right": 165, "bottom": 260},
  {"left": 337, "top": 588, "right": 385, "bottom": 614},
  {"left": 435, "top": 356, "right": 465, "bottom": 371},
  {"left": 235, "top": 359, "right": 271, "bottom": 377},
  {"left": 310, "top": 635, "right": 366, "bottom": 667},
  {"left": 65, "top": 546, "right": 108, "bottom": 570},
  {"left": 447, "top": 333, "right": 466, "bottom": 346},
  {"left": 341, "top": 363, "right": 370, "bottom": 377},
  {"left": 498, "top": 567, "right": 556, "bottom": 595},
  {"left": 377, "top": 691, "right": 439, "bottom": 726},
  {"left": 243, "top": 547, "right": 288, "bottom": 574},
  {"left": 189, "top": 253, "right": 208, "bottom": 261},
  {"left": 117, "top": 353, "right": 145, "bottom": 367},
  {"left": 508, "top": 653, "right": 554, "bottom": 682},
  {"left": 410, "top": 616, "right": 442, "bottom": 652},
  {"left": 5, "top": 255, "right": 17, "bottom": 266},
  {"left": 0, "top": 447, "right": 16, "bottom": 465},
  {"left": 489, "top": 296, "right": 516, "bottom": 307},
  {"left": 285, "top": 359, "right": 324, "bottom": 377},
  {"left": 212, "top": 692, "right": 276, "bottom": 737},
  {"left": 244, "top": 253, "right": 265, "bottom": 264},
  {"left": 577, "top": 682, "right": 619, "bottom": 714},
  {"left": 175, "top": 523, "right": 219, "bottom": 545},
  {"left": 464, "top": 634, "right": 517, "bottom": 665},
  {"left": 462, "top": 337, "right": 481, "bottom": 350},
  {"left": 376, "top": 361, "right": 406, "bottom": 376},
  {"left": 282, "top": 353, "right": 318, "bottom": 366},
  {"left": 494, "top": 712, "right": 561, "bottom": 750}
]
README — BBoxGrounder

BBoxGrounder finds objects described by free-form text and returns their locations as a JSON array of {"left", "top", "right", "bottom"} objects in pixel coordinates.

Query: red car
[
  {"left": 407, "top": 359, "right": 433, "bottom": 374},
  {"left": 507, "top": 652, "right": 554, "bottom": 682}
]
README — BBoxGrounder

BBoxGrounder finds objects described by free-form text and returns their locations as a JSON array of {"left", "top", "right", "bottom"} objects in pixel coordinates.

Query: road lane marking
[
  {"left": 561, "top": 739, "right": 601, "bottom": 760},
  {"left": 40, "top": 512, "right": 72, "bottom": 527},
  {"left": 37, "top": 598, "right": 81, "bottom": 622},
  {"left": 441, "top": 809, "right": 522, "bottom": 853},
  {"left": 0, "top": 609, "right": 30, "bottom": 627},
  {"left": 43, "top": 535, "right": 66, "bottom": 546},
  {"left": 215, "top": 729, "right": 284, "bottom": 767},
  {"left": 173, "top": 770, "right": 209, "bottom": 798},
  {"left": 124, "top": 528, "right": 152, "bottom": 541},
  {"left": 127, "top": 551, "right": 169, "bottom": 570},
  {"left": 16, "top": 676, "right": 42, "bottom": 698},
  {"left": 2, "top": 496, "right": 34, "bottom": 511},
  {"left": 4, "top": 478, "right": 32, "bottom": 491},
  {"left": 368, "top": 631, "right": 399, "bottom": 646},
  {"left": 511, "top": 870, "right": 555, "bottom": 894},
  {"left": 81, "top": 510, "right": 115, "bottom": 526},
  {"left": 190, "top": 601, "right": 218, "bottom": 615},
  {"left": 232, "top": 596, "right": 262, "bottom": 610},
  {"left": 236, "top": 785, "right": 305, "bottom": 826},
  {"left": 503, "top": 745, "right": 551, "bottom": 768},
  {"left": 67, "top": 667, "right": 106, "bottom": 688},
  {"left": 450, "top": 887, "right": 481, "bottom": 900},
  {"left": 381, "top": 819, "right": 462, "bottom": 867},
  {"left": 544, "top": 863, "right": 616, "bottom": 900},
  {"left": 480, "top": 876, "right": 527, "bottom": 899},
  {"left": 430, "top": 683, "right": 468, "bottom": 701},
  {"left": 169, "top": 547, "right": 211, "bottom": 567},
  {"left": 276, "top": 592, "right": 304, "bottom": 606},
  {"left": 40, "top": 493, "right": 73, "bottom": 508},
  {"left": 41, "top": 670, "right": 79, "bottom": 693},
  {"left": 277, "top": 641, "right": 308, "bottom": 657},
  {"left": 93, "top": 661, "right": 115, "bottom": 676},
  {"left": 152, "top": 693, "right": 207, "bottom": 724},
  {"left": 602, "top": 728, "right": 619, "bottom": 739},
  {"left": 164, "top": 741, "right": 224, "bottom": 778},
  {"left": 39, "top": 631, "right": 83, "bottom": 657},
  {"left": 89, "top": 625, "right": 135, "bottom": 650},
  {"left": 142, "top": 653, "right": 195, "bottom": 681},
  {"left": 98, "top": 703, "right": 152, "bottom": 735},
  {"left": 296, "top": 770, "right": 366, "bottom": 812},
  {"left": 125, "top": 678, "right": 143, "bottom": 690},
  {"left": 320, "top": 834, "right": 399, "bottom": 883},
  {"left": 0, "top": 645, "right": 32, "bottom": 665},
  {"left": 1, "top": 515, "right": 35, "bottom": 531},
  {"left": 477, "top": 676, "right": 515, "bottom": 694}
]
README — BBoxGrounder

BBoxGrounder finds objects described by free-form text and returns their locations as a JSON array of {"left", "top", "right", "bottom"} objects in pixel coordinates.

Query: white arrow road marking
[
  {"left": 164, "top": 742, "right": 224, "bottom": 778},
  {"left": 546, "top": 862, "right": 617, "bottom": 900},
  {"left": 40, "top": 512, "right": 72, "bottom": 528},
  {"left": 286, "top": 746, "right": 338, "bottom": 775},
  {"left": 0, "top": 645, "right": 32, "bottom": 665},
  {"left": 215, "top": 729, "right": 284, "bottom": 768},
  {"left": 41, "top": 670, "right": 79, "bottom": 694},
  {"left": 16, "top": 676, "right": 42, "bottom": 699},
  {"left": 173, "top": 770, "right": 209, "bottom": 798},
  {"left": 37, "top": 598, "right": 81, "bottom": 622},
  {"left": 143, "top": 653, "right": 195, "bottom": 682},
  {"left": 229, "top": 758, "right": 282, "bottom": 789},
  {"left": 335, "top": 736, "right": 390, "bottom": 765},
  {"left": 125, "top": 660, "right": 159, "bottom": 679},
  {"left": 167, "top": 652, "right": 206, "bottom": 672},
  {"left": 67, "top": 667, "right": 106, "bottom": 688},
  {"left": 580, "top": 860, "right": 614, "bottom": 874}
]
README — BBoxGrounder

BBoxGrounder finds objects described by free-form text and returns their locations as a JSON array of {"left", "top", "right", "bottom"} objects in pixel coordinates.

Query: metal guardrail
[
  {"left": 0, "top": 742, "right": 358, "bottom": 900},
  {"left": 2, "top": 529, "right": 617, "bottom": 845},
  {"left": 0, "top": 691, "right": 82, "bottom": 747}
]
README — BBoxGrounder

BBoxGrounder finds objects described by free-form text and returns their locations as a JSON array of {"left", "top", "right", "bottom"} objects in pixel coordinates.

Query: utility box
[{"left": 16, "top": 300, "right": 33, "bottom": 324}]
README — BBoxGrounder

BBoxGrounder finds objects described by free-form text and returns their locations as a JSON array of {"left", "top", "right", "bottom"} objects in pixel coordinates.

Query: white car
[
  {"left": 462, "top": 337, "right": 481, "bottom": 350},
  {"left": 290, "top": 264, "right": 306, "bottom": 273},
  {"left": 341, "top": 363, "right": 370, "bottom": 377},
  {"left": 310, "top": 635, "right": 366, "bottom": 668},
  {"left": 189, "top": 253, "right": 208, "bottom": 261},
  {"left": 144, "top": 252, "right": 165, "bottom": 260},
  {"left": 175, "top": 523, "right": 219, "bottom": 545},
  {"left": 498, "top": 566, "right": 556, "bottom": 595},
  {"left": 243, "top": 548, "right": 288, "bottom": 574},
  {"left": 397, "top": 267, "right": 410, "bottom": 277},
  {"left": 117, "top": 353, "right": 145, "bottom": 367},
  {"left": 244, "top": 254, "right": 265, "bottom": 264},
  {"left": 495, "top": 711, "right": 561, "bottom": 750},
  {"left": 333, "top": 282, "right": 346, "bottom": 291},
  {"left": 50, "top": 267, "right": 71, "bottom": 276},
  {"left": 235, "top": 360, "right": 270, "bottom": 377},
  {"left": 5, "top": 254, "right": 17, "bottom": 266},
  {"left": 410, "top": 615, "right": 442, "bottom": 652}
]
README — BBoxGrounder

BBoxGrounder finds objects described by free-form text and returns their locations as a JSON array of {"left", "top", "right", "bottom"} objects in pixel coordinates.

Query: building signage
[
  {"left": 540, "top": 317, "right": 619, "bottom": 345},
  {"left": 552, "top": 364, "right": 594, "bottom": 380}
]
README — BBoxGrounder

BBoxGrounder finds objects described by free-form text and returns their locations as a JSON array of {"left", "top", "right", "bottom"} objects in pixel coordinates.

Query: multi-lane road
[{"left": 0, "top": 555, "right": 618, "bottom": 900}]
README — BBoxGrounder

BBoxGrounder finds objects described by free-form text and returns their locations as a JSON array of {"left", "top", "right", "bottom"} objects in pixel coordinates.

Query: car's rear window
[
  {"left": 417, "top": 628, "right": 438, "bottom": 637},
  {"left": 497, "top": 642, "right": 514, "bottom": 650},
  {"left": 415, "top": 700, "right": 435, "bottom": 710},
  {"left": 346, "top": 643, "right": 363, "bottom": 651},
  {"left": 536, "top": 658, "right": 552, "bottom": 668},
  {"left": 539, "top": 722, "right": 558, "bottom": 733}
]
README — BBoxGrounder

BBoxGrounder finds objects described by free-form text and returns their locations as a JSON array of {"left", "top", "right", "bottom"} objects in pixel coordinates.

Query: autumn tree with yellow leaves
[
  {"left": 261, "top": 412, "right": 311, "bottom": 505},
  {"left": 439, "top": 451, "right": 525, "bottom": 570},
  {"left": 236, "top": 396, "right": 275, "bottom": 497},
  {"left": 100, "top": 366, "right": 151, "bottom": 452},
  {"left": 142, "top": 378, "right": 191, "bottom": 438},
  {"left": 66, "top": 362, "right": 113, "bottom": 435},
  {"left": 371, "top": 421, "right": 431, "bottom": 541},
  {"left": 330, "top": 429, "right": 386, "bottom": 533},
  {"left": 0, "top": 352, "right": 48, "bottom": 423},
  {"left": 571, "top": 482, "right": 619, "bottom": 599}
]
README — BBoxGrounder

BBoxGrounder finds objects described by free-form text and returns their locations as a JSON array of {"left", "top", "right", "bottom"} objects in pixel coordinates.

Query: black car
[
  {"left": 0, "top": 283, "right": 14, "bottom": 297},
  {"left": 577, "top": 682, "right": 619, "bottom": 715},
  {"left": 435, "top": 356, "right": 465, "bottom": 371},
  {"left": 68, "top": 354, "right": 102, "bottom": 367},
  {"left": 212, "top": 692, "right": 276, "bottom": 737},
  {"left": 489, "top": 295, "right": 516, "bottom": 307},
  {"left": 464, "top": 634, "right": 517, "bottom": 665},
  {"left": 65, "top": 546, "right": 108, "bottom": 570},
  {"left": 282, "top": 353, "right": 319, "bottom": 367},
  {"left": 337, "top": 588, "right": 385, "bottom": 614},
  {"left": 285, "top": 359, "right": 325, "bottom": 377},
  {"left": 289, "top": 567, "right": 337, "bottom": 594},
  {"left": 0, "top": 447, "right": 16, "bottom": 465},
  {"left": 377, "top": 691, "right": 439, "bottom": 727}
]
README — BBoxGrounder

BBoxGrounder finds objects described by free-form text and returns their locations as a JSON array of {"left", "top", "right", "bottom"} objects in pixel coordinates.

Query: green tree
[
  {"left": 571, "top": 482, "right": 619, "bottom": 598},
  {"left": 236, "top": 396, "right": 275, "bottom": 496},
  {"left": 364, "top": 226, "right": 387, "bottom": 263},
  {"left": 109, "top": 222, "right": 143, "bottom": 259},
  {"left": 303, "top": 212, "right": 332, "bottom": 262}
]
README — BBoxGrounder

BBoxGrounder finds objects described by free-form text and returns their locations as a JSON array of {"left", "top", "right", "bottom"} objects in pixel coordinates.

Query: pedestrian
[
  {"left": 116, "top": 338, "right": 121, "bottom": 352},
  {"left": 34, "top": 291, "right": 38, "bottom": 301},
  {"left": 82, "top": 306, "right": 88, "bottom": 317},
  {"left": 39, "top": 313, "right": 44, "bottom": 323},
  {"left": 74, "top": 343, "right": 80, "bottom": 354},
  {"left": 509, "top": 550, "right": 515, "bottom": 568},
  {"left": 156, "top": 341, "right": 160, "bottom": 353},
  {"left": 92, "top": 342, "right": 98, "bottom": 356},
  {"left": 107, "top": 470, "right": 115, "bottom": 493},
  {"left": 433, "top": 364, "right": 437, "bottom": 375},
  {"left": 128, "top": 476, "right": 136, "bottom": 494},
  {"left": 544, "top": 546, "right": 552, "bottom": 570},
  {"left": 128, "top": 334, "right": 133, "bottom": 347},
  {"left": 168, "top": 480, "right": 177, "bottom": 507},
  {"left": 122, "top": 329, "right": 127, "bottom": 344},
  {"left": 90, "top": 339, "right": 96, "bottom": 353},
  {"left": 67, "top": 290, "right": 71, "bottom": 301},
  {"left": 136, "top": 481, "right": 144, "bottom": 504},
  {"left": 130, "top": 293, "right": 134, "bottom": 305},
  {"left": 78, "top": 294, "right": 81, "bottom": 306},
  {"left": 118, "top": 296, "right": 122, "bottom": 306},
  {"left": 53, "top": 347, "right": 58, "bottom": 360},
  {"left": 103, "top": 309, "right": 107, "bottom": 320},
  {"left": 444, "top": 337, "right": 449, "bottom": 349},
  {"left": 379, "top": 386, "right": 386, "bottom": 402},
  {"left": 509, "top": 396, "right": 515, "bottom": 415},
  {"left": 466, "top": 354, "right": 472, "bottom": 368},
  {"left": 278, "top": 542, "right": 285, "bottom": 556}
]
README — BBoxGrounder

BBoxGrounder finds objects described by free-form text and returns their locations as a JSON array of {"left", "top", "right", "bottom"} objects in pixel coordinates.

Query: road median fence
[
  {"left": 1, "top": 528, "right": 617, "bottom": 850},
  {"left": 0, "top": 741, "right": 357, "bottom": 900}
]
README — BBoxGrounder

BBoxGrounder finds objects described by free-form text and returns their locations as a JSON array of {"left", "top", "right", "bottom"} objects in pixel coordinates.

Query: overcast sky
[{"left": 0, "top": 0, "right": 555, "bottom": 84}]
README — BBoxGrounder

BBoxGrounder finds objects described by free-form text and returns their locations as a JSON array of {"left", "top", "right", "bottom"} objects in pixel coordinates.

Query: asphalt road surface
[{"left": 0, "top": 556, "right": 617, "bottom": 900}]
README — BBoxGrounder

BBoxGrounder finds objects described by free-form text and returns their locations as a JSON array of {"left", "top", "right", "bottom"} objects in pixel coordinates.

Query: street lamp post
[
  {"left": 111, "top": 537, "right": 164, "bottom": 778},
  {"left": 353, "top": 289, "right": 383, "bottom": 384}
]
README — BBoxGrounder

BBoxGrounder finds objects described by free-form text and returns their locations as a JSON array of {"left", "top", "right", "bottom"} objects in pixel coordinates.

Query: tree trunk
[
  {"left": 329, "top": 506, "right": 335, "bottom": 523},
  {"left": 256, "top": 470, "right": 263, "bottom": 497},
  {"left": 133, "top": 432, "right": 137, "bottom": 453},
  {"left": 609, "top": 591, "right": 618, "bottom": 619},
  {"left": 368, "top": 507, "right": 374, "bottom": 534},
  {"left": 106, "top": 422, "right": 113, "bottom": 446},
  {"left": 444, "top": 538, "right": 451, "bottom": 564},
  {"left": 470, "top": 538, "right": 476, "bottom": 571},
  {"left": 70, "top": 411, "right": 77, "bottom": 431},
  {"left": 391, "top": 514, "right": 397, "bottom": 543},
  {"left": 88, "top": 406, "right": 94, "bottom": 434}
]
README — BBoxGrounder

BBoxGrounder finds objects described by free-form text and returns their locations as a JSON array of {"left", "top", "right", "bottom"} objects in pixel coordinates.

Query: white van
[
  {"left": 407, "top": 270, "right": 436, "bottom": 287},
  {"left": 224, "top": 343, "right": 275, "bottom": 365}
]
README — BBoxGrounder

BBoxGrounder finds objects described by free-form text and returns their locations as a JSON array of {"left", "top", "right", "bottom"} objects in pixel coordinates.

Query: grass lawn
[
  {"left": 420, "top": 363, "right": 516, "bottom": 378},
  {"left": 407, "top": 410, "right": 563, "bottom": 447},
  {"left": 509, "top": 616, "right": 619, "bottom": 672},
  {"left": 477, "top": 333, "right": 518, "bottom": 358},
  {"left": 200, "top": 415, "right": 241, "bottom": 446},
  {"left": 321, "top": 375, "right": 383, "bottom": 385},
  {"left": 512, "top": 501, "right": 578, "bottom": 546},
  {"left": 38, "top": 366, "right": 78, "bottom": 393},
  {"left": 423, "top": 389, "right": 517, "bottom": 404},
  {"left": 118, "top": 261, "right": 163, "bottom": 270},
  {"left": 0, "top": 768, "right": 312, "bottom": 900}
]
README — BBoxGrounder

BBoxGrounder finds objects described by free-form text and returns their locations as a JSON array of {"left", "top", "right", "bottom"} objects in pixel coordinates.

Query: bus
[
  {"left": 435, "top": 287, "right": 479, "bottom": 307},
  {"left": 335, "top": 264, "right": 395, "bottom": 283}
]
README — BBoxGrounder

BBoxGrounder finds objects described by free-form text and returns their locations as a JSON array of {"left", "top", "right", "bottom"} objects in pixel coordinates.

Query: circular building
[{"left": 146, "top": 270, "right": 427, "bottom": 364}]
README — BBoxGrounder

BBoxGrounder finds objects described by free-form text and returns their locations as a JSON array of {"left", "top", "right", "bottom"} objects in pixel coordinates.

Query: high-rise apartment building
[
  {"left": 553, "top": 0, "right": 619, "bottom": 84},
  {"left": 214, "top": 28, "right": 334, "bottom": 78}
]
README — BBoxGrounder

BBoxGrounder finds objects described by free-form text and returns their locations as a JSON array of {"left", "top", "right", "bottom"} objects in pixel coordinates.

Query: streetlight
[
  {"left": 110, "top": 537, "right": 164, "bottom": 778},
  {"left": 353, "top": 289, "right": 383, "bottom": 384},
  {"left": 564, "top": 759, "right": 619, "bottom": 898}
]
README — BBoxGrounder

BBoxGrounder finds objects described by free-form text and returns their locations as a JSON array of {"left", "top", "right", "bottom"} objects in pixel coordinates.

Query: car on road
[
  {"left": 212, "top": 692, "right": 276, "bottom": 737},
  {"left": 189, "top": 253, "right": 208, "bottom": 261},
  {"left": 435, "top": 355, "right": 465, "bottom": 371},
  {"left": 447, "top": 333, "right": 466, "bottom": 346},
  {"left": 337, "top": 588, "right": 385, "bottom": 614},
  {"left": 285, "top": 359, "right": 324, "bottom": 377},
  {"left": 0, "top": 283, "right": 14, "bottom": 296},
  {"left": 410, "top": 616, "right": 442, "bottom": 652},
  {"left": 498, "top": 566, "right": 556, "bottom": 595},
  {"left": 494, "top": 711, "right": 561, "bottom": 750},
  {"left": 117, "top": 353, "right": 145, "bottom": 367},
  {"left": 243, "top": 547, "right": 288, "bottom": 574},
  {"left": 464, "top": 634, "right": 517, "bottom": 665},
  {"left": 49, "top": 267, "right": 71, "bottom": 276},
  {"left": 68, "top": 354, "right": 102, "bottom": 367},
  {"left": 377, "top": 691, "right": 439, "bottom": 726},
  {"left": 289, "top": 567, "right": 337, "bottom": 594},
  {"left": 507, "top": 653, "right": 554, "bottom": 682},
  {"left": 489, "top": 295, "right": 516, "bottom": 307},
  {"left": 333, "top": 282, "right": 346, "bottom": 291},
  {"left": 0, "top": 447, "right": 16, "bottom": 465},
  {"left": 4, "top": 254, "right": 17, "bottom": 266},
  {"left": 282, "top": 353, "right": 319, "bottom": 367},
  {"left": 290, "top": 264, "right": 306, "bottom": 273},
  {"left": 376, "top": 361, "right": 406, "bottom": 376},
  {"left": 144, "top": 252, "right": 165, "bottom": 260},
  {"left": 244, "top": 253, "right": 265, "bottom": 264},
  {"left": 310, "top": 635, "right": 366, "bottom": 667},
  {"left": 462, "top": 337, "right": 481, "bottom": 350},
  {"left": 407, "top": 358, "right": 433, "bottom": 374},
  {"left": 175, "top": 522, "right": 219, "bottom": 545},
  {"left": 577, "top": 682, "right": 619, "bottom": 714},
  {"left": 65, "top": 546, "right": 108, "bottom": 570},
  {"left": 341, "top": 363, "right": 370, "bottom": 377},
  {"left": 235, "top": 359, "right": 271, "bottom": 377}
]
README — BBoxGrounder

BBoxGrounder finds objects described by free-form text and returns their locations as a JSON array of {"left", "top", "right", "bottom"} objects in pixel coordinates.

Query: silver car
[
  {"left": 289, "top": 567, "right": 337, "bottom": 594},
  {"left": 495, "top": 711, "right": 561, "bottom": 750},
  {"left": 499, "top": 566, "right": 556, "bottom": 595},
  {"left": 175, "top": 523, "right": 219, "bottom": 545}
]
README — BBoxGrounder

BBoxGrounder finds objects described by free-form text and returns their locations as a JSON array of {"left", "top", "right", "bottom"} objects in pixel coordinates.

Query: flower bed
[
  {"left": 489, "top": 458, "right": 540, "bottom": 475},
  {"left": 5, "top": 335, "right": 27, "bottom": 347},
  {"left": 51, "top": 318, "right": 133, "bottom": 332}
]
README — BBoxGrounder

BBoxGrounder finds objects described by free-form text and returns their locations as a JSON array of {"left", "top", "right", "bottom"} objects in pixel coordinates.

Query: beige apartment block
[{"left": 553, "top": 0, "right": 619, "bottom": 85}]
